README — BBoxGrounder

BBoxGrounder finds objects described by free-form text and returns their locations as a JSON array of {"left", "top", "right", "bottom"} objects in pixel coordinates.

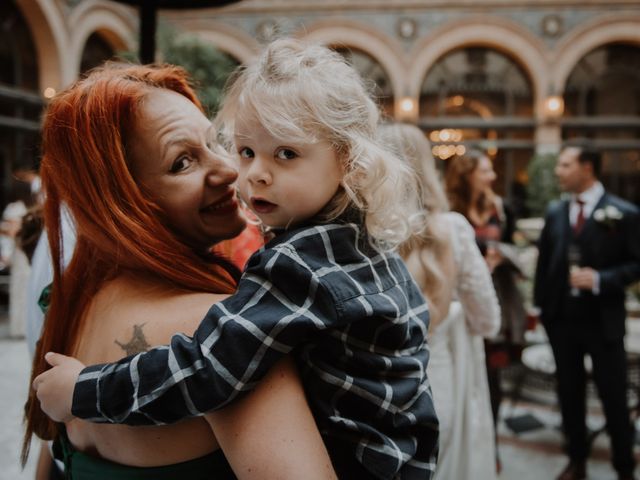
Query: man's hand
[
  {"left": 570, "top": 267, "right": 597, "bottom": 291},
  {"left": 32, "top": 352, "right": 85, "bottom": 423}
]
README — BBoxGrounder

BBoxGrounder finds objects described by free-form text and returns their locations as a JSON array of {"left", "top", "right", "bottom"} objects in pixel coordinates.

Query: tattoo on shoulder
[{"left": 115, "top": 323, "right": 151, "bottom": 356}]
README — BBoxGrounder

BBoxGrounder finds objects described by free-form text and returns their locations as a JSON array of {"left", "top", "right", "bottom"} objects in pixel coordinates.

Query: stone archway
[
  {"left": 173, "top": 19, "right": 260, "bottom": 65},
  {"left": 554, "top": 17, "right": 640, "bottom": 204},
  {"left": 299, "top": 18, "right": 406, "bottom": 116},
  {"left": 15, "top": 0, "right": 68, "bottom": 92},
  {"left": 409, "top": 16, "right": 548, "bottom": 118},
  {"left": 552, "top": 15, "right": 640, "bottom": 91},
  {"left": 68, "top": 2, "right": 136, "bottom": 79}
]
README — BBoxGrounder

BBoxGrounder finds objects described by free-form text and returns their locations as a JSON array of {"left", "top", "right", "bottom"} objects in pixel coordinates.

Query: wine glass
[{"left": 568, "top": 244, "right": 582, "bottom": 297}]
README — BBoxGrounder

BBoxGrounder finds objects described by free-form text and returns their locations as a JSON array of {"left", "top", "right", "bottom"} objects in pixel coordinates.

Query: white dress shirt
[
  {"left": 570, "top": 181, "right": 604, "bottom": 228},
  {"left": 570, "top": 181, "right": 604, "bottom": 294}
]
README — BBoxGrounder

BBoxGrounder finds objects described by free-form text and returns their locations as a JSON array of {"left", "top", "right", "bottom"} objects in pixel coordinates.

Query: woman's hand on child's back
[{"left": 32, "top": 352, "right": 85, "bottom": 423}]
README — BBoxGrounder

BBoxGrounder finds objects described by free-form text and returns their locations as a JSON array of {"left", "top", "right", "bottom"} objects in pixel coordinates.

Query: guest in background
[
  {"left": 25, "top": 208, "right": 76, "bottom": 357},
  {"left": 381, "top": 123, "right": 500, "bottom": 479},
  {"left": 1, "top": 178, "right": 34, "bottom": 268},
  {"left": 534, "top": 146, "right": 640, "bottom": 480},
  {"left": 1, "top": 178, "right": 38, "bottom": 337},
  {"left": 445, "top": 150, "right": 527, "bottom": 472}
]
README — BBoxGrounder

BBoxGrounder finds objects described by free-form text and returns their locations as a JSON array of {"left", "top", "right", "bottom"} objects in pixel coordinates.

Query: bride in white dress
[{"left": 381, "top": 124, "right": 501, "bottom": 480}]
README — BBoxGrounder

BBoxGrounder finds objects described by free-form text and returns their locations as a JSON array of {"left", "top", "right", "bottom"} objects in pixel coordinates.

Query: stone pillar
[{"left": 534, "top": 122, "right": 562, "bottom": 155}]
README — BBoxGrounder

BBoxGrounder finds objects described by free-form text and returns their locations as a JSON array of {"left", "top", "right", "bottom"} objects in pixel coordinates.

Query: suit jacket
[{"left": 534, "top": 192, "right": 640, "bottom": 340}]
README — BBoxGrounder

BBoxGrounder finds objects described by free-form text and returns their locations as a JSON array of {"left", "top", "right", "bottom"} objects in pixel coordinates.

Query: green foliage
[
  {"left": 159, "top": 26, "right": 238, "bottom": 117},
  {"left": 116, "top": 49, "right": 138, "bottom": 63},
  {"left": 526, "top": 153, "right": 560, "bottom": 217},
  {"left": 119, "top": 23, "right": 239, "bottom": 116}
]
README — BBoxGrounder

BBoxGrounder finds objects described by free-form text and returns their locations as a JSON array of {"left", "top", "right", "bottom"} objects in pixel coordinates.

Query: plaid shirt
[{"left": 73, "top": 222, "right": 439, "bottom": 479}]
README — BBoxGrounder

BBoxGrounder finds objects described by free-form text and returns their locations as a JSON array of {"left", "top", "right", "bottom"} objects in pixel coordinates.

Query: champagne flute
[{"left": 568, "top": 244, "right": 582, "bottom": 297}]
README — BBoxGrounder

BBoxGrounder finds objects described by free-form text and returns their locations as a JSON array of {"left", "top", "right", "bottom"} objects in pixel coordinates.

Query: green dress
[{"left": 53, "top": 428, "right": 236, "bottom": 480}]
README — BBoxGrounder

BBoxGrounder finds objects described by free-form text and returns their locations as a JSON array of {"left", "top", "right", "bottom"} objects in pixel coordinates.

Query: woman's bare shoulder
[
  {"left": 78, "top": 276, "right": 229, "bottom": 361},
  {"left": 154, "top": 291, "right": 228, "bottom": 338}
]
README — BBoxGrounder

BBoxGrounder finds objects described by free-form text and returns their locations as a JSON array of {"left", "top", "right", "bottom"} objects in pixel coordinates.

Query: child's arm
[
  {"left": 36, "top": 245, "right": 339, "bottom": 425},
  {"left": 32, "top": 352, "right": 84, "bottom": 423},
  {"left": 33, "top": 349, "right": 337, "bottom": 479}
]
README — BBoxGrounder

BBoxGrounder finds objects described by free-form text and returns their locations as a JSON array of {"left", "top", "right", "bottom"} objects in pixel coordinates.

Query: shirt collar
[{"left": 574, "top": 181, "right": 604, "bottom": 206}]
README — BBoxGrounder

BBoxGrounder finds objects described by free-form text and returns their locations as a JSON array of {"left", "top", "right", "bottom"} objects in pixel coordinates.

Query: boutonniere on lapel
[{"left": 593, "top": 205, "right": 624, "bottom": 228}]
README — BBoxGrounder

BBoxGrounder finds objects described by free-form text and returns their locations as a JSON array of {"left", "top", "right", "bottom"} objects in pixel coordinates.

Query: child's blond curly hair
[{"left": 216, "top": 38, "right": 421, "bottom": 249}]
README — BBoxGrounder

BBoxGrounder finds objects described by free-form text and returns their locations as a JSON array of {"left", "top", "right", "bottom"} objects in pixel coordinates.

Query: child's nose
[{"left": 247, "top": 157, "right": 272, "bottom": 185}]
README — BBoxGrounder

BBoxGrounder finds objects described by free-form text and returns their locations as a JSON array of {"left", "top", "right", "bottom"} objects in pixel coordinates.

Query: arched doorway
[
  {"left": 0, "top": 1, "right": 42, "bottom": 210},
  {"left": 419, "top": 46, "right": 535, "bottom": 216},
  {"left": 562, "top": 42, "right": 640, "bottom": 204},
  {"left": 332, "top": 46, "right": 394, "bottom": 117},
  {"left": 80, "top": 32, "right": 116, "bottom": 75}
]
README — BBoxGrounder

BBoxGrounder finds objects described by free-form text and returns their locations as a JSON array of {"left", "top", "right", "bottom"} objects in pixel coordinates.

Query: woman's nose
[{"left": 206, "top": 152, "right": 238, "bottom": 187}]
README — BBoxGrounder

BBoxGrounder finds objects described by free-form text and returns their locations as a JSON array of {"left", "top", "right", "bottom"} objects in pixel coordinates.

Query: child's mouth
[{"left": 251, "top": 197, "right": 277, "bottom": 214}]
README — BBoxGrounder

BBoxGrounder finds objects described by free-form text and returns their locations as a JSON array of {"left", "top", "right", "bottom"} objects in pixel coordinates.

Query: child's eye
[
  {"left": 239, "top": 147, "right": 254, "bottom": 159},
  {"left": 276, "top": 149, "right": 297, "bottom": 161},
  {"left": 170, "top": 155, "right": 192, "bottom": 173}
]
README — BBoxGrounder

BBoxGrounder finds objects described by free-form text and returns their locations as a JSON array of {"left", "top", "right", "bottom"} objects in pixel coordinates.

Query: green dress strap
[{"left": 38, "top": 283, "right": 51, "bottom": 314}]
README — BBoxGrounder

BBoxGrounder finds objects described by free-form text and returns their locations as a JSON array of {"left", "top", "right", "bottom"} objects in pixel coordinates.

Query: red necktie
[{"left": 574, "top": 199, "right": 585, "bottom": 235}]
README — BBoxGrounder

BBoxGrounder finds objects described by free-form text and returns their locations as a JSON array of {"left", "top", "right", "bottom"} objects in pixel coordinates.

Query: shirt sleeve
[{"left": 72, "top": 243, "right": 339, "bottom": 425}]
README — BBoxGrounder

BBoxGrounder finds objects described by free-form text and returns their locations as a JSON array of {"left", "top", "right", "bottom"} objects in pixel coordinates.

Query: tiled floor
[
  {"left": 498, "top": 401, "right": 629, "bottom": 479},
  {"left": 0, "top": 338, "right": 37, "bottom": 480}
]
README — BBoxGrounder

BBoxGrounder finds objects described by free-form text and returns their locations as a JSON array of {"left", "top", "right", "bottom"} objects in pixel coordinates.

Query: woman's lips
[
  {"left": 251, "top": 197, "right": 277, "bottom": 214},
  {"left": 201, "top": 193, "right": 238, "bottom": 216}
]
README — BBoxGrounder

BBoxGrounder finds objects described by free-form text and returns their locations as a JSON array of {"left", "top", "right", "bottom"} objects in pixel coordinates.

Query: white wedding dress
[{"left": 426, "top": 212, "right": 501, "bottom": 480}]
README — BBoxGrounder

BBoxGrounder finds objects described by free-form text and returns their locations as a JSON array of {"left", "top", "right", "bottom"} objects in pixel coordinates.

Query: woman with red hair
[{"left": 22, "top": 63, "right": 335, "bottom": 479}]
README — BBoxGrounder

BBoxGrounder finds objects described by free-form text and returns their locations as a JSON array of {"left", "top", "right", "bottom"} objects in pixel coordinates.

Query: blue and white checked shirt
[{"left": 73, "top": 222, "right": 439, "bottom": 479}]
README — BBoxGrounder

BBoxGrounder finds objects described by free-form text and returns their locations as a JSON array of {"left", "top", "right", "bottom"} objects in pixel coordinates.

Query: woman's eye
[
  {"left": 170, "top": 156, "right": 192, "bottom": 173},
  {"left": 276, "top": 149, "right": 297, "bottom": 160},
  {"left": 239, "top": 147, "right": 254, "bottom": 159}
]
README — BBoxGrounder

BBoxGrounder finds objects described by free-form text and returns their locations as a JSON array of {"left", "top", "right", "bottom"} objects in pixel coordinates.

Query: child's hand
[{"left": 32, "top": 352, "right": 85, "bottom": 423}]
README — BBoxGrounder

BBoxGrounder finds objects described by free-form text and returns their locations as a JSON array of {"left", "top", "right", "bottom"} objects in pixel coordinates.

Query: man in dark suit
[{"left": 534, "top": 146, "right": 640, "bottom": 480}]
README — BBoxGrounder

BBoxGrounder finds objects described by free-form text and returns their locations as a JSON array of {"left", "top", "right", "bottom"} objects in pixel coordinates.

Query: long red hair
[{"left": 22, "top": 63, "right": 238, "bottom": 462}]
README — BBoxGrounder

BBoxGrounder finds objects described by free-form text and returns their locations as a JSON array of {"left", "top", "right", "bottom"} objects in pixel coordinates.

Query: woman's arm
[
  {"left": 206, "top": 356, "right": 336, "bottom": 480},
  {"left": 452, "top": 214, "right": 501, "bottom": 337}
]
